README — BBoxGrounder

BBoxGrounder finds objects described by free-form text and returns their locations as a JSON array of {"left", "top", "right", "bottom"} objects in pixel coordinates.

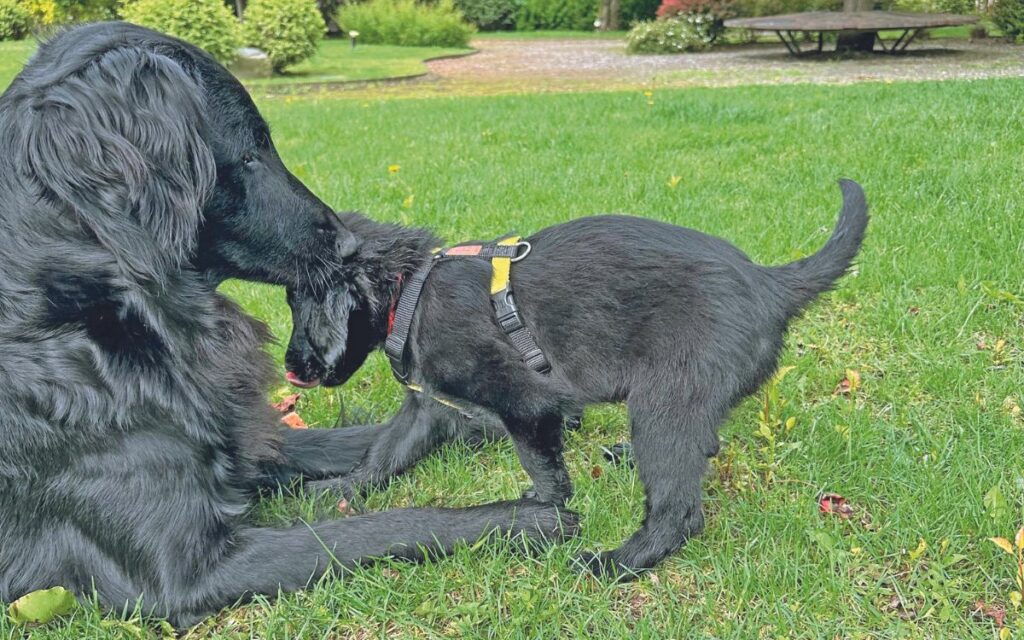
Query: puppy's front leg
[
  {"left": 425, "top": 349, "right": 577, "bottom": 507},
  {"left": 506, "top": 414, "right": 572, "bottom": 506}
]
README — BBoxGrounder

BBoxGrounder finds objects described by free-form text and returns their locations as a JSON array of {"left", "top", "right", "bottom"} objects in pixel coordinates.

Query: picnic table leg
[
  {"left": 817, "top": 31, "right": 824, "bottom": 53},
  {"left": 775, "top": 30, "right": 803, "bottom": 56},
  {"left": 894, "top": 28, "right": 922, "bottom": 52}
]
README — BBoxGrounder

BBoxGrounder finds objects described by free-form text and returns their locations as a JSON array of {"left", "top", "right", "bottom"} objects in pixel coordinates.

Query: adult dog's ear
[{"left": 23, "top": 46, "right": 215, "bottom": 283}]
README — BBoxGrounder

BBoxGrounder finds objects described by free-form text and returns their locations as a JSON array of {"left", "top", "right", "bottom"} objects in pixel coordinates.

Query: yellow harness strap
[
  {"left": 490, "top": 235, "right": 520, "bottom": 295},
  {"left": 405, "top": 383, "right": 472, "bottom": 416}
]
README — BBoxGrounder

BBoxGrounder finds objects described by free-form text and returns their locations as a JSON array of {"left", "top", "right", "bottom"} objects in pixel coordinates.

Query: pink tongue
[{"left": 286, "top": 371, "right": 320, "bottom": 389}]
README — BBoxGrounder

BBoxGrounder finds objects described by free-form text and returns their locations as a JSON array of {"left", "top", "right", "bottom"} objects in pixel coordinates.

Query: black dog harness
[{"left": 385, "top": 235, "right": 551, "bottom": 390}]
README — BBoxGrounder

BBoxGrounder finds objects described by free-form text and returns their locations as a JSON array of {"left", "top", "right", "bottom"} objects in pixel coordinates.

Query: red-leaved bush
[{"left": 657, "top": 0, "right": 735, "bottom": 17}]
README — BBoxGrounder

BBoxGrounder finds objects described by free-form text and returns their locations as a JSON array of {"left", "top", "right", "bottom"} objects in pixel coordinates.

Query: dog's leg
[
  {"left": 252, "top": 423, "right": 382, "bottom": 490},
  {"left": 577, "top": 390, "right": 724, "bottom": 579},
  {"left": 428, "top": 359, "right": 576, "bottom": 507},
  {"left": 92, "top": 498, "right": 575, "bottom": 629},
  {"left": 303, "top": 392, "right": 508, "bottom": 499},
  {"left": 507, "top": 414, "right": 573, "bottom": 506}
]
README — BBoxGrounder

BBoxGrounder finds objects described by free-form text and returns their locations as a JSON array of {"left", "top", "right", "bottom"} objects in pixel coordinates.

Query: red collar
[{"left": 386, "top": 273, "right": 403, "bottom": 336}]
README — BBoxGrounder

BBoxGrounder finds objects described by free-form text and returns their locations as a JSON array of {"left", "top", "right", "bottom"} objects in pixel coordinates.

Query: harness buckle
[{"left": 492, "top": 288, "right": 525, "bottom": 332}]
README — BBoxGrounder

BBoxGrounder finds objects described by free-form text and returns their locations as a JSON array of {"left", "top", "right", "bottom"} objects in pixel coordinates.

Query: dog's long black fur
[
  {"left": 286, "top": 181, "right": 868, "bottom": 577},
  {"left": 0, "top": 22, "right": 575, "bottom": 628}
]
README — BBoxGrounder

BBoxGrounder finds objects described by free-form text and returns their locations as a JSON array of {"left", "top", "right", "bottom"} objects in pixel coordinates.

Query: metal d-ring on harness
[{"left": 384, "top": 235, "right": 551, "bottom": 401}]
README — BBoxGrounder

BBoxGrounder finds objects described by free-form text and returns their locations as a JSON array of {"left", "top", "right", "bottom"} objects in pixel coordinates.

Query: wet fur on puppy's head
[{"left": 285, "top": 213, "right": 439, "bottom": 387}]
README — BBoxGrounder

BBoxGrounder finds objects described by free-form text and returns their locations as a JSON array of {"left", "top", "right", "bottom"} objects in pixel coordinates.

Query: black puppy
[
  {"left": 0, "top": 22, "right": 572, "bottom": 628},
  {"left": 287, "top": 180, "right": 868, "bottom": 577}
]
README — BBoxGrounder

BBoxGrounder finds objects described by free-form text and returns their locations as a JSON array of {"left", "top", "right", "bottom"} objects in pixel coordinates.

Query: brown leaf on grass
[
  {"left": 590, "top": 465, "right": 603, "bottom": 479},
  {"left": 819, "top": 493, "right": 854, "bottom": 519},
  {"left": 885, "top": 595, "right": 918, "bottom": 620},
  {"left": 272, "top": 393, "right": 301, "bottom": 414},
  {"left": 337, "top": 498, "right": 353, "bottom": 515},
  {"left": 907, "top": 306, "right": 920, "bottom": 315},
  {"left": 281, "top": 412, "right": 307, "bottom": 429},
  {"left": 971, "top": 600, "right": 1006, "bottom": 627},
  {"left": 833, "top": 369, "right": 861, "bottom": 396}
]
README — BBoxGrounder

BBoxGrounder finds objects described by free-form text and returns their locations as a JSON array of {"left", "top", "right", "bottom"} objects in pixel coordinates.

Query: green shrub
[
  {"left": 0, "top": 0, "right": 30, "bottom": 39},
  {"left": 55, "top": 0, "right": 118, "bottom": 21},
  {"left": 338, "top": 0, "right": 475, "bottom": 47},
  {"left": 21, "top": 0, "right": 58, "bottom": 27},
  {"left": 625, "top": 15, "right": 711, "bottom": 51},
  {"left": 517, "top": 0, "right": 599, "bottom": 30},
  {"left": 454, "top": 0, "right": 522, "bottom": 30},
  {"left": 121, "top": 0, "right": 242, "bottom": 64},
  {"left": 992, "top": 0, "right": 1024, "bottom": 40},
  {"left": 885, "top": 0, "right": 973, "bottom": 13},
  {"left": 242, "top": 0, "right": 325, "bottom": 72}
]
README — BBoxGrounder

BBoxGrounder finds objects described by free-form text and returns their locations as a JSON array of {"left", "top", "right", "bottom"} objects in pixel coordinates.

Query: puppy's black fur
[
  {"left": 287, "top": 181, "right": 868, "bottom": 577},
  {"left": 0, "top": 22, "right": 574, "bottom": 628}
]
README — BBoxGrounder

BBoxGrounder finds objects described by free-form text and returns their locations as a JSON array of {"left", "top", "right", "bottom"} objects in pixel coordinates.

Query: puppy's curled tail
[{"left": 771, "top": 179, "right": 869, "bottom": 317}]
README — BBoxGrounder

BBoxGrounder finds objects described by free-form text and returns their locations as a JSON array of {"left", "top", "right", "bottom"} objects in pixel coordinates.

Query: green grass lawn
[
  {"left": 244, "top": 38, "right": 471, "bottom": 87},
  {"left": 0, "top": 38, "right": 469, "bottom": 92},
  {"left": 0, "top": 57, "right": 1022, "bottom": 638}
]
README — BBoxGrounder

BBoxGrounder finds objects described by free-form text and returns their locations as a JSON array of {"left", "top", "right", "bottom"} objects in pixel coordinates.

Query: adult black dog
[
  {"left": 0, "top": 22, "right": 573, "bottom": 628},
  {"left": 285, "top": 181, "right": 868, "bottom": 578}
]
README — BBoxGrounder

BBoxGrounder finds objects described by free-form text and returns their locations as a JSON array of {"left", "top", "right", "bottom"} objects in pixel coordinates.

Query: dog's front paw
[
  {"left": 520, "top": 485, "right": 571, "bottom": 507},
  {"left": 512, "top": 499, "right": 581, "bottom": 544},
  {"left": 572, "top": 550, "right": 642, "bottom": 582}
]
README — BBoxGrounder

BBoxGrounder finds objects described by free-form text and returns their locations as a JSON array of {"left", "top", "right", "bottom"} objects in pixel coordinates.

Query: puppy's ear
[
  {"left": 23, "top": 46, "right": 215, "bottom": 283},
  {"left": 300, "top": 284, "right": 358, "bottom": 366}
]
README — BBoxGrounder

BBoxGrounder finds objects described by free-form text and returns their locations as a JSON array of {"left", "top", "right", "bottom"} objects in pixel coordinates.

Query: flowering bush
[
  {"left": 655, "top": 0, "right": 734, "bottom": 42},
  {"left": 625, "top": 15, "right": 712, "bottom": 52}
]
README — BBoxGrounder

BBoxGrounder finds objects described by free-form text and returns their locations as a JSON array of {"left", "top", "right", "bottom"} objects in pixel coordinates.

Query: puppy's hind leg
[{"left": 577, "top": 384, "right": 727, "bottom": 579}]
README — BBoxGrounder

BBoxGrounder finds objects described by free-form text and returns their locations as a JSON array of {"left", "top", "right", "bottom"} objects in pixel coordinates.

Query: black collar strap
[{"left": 384, "top": 235, "right": 551, "bottom": 388}]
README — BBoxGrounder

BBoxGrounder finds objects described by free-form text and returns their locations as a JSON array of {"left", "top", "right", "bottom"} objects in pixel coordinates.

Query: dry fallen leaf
[
  {"left": 819, "top": 493, "right": 854, "bottom": 519},
  {"left": 272, "top": 393, "right": 301, "bottom": 414},
  {"left": 833, "top": 369, "right": 861, "bottom": 396},
  {"left": 337, "top": 498, "right": 353, "bottom": 515},
  {"left": 590, "top": 465, "right": 604, "bottom": 479},
  {"left": 972, "top": 600, "right": 1006, "bottom": 628},
  {"left": 885, "top": 595, "right": 917, "bottom": 620},
  {"left": 281, "top": 412, "right": 307, "bottom": 429}
]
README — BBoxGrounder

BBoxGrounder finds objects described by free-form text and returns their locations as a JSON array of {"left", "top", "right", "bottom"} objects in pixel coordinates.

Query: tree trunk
[
  {"left": 598, "top": 0, "right": 621, "bottom": 30},
  {"left": 235, "top": 0, "right": 245, "bottom": 20},
  {"left": 608, "top": 0, "right": 620, "bottom": 30},
  {"left": 836, "top": 0, "right": 876, "bottom": 52}
]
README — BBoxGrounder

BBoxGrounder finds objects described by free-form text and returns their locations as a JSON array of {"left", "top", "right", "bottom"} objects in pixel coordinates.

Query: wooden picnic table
[{"left": 724, "top": 11, "right": 978, "bottom": 55}]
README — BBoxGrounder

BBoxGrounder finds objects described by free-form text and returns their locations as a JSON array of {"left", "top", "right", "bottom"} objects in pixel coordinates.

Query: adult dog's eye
[{"left": 242, "top": 152, "right": 258, "bottom": 166}]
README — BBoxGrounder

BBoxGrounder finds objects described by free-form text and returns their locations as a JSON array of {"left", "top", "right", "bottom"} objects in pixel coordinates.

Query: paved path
[{"left": 422, "top": 37, "right": 1024, "bottom": 93}]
